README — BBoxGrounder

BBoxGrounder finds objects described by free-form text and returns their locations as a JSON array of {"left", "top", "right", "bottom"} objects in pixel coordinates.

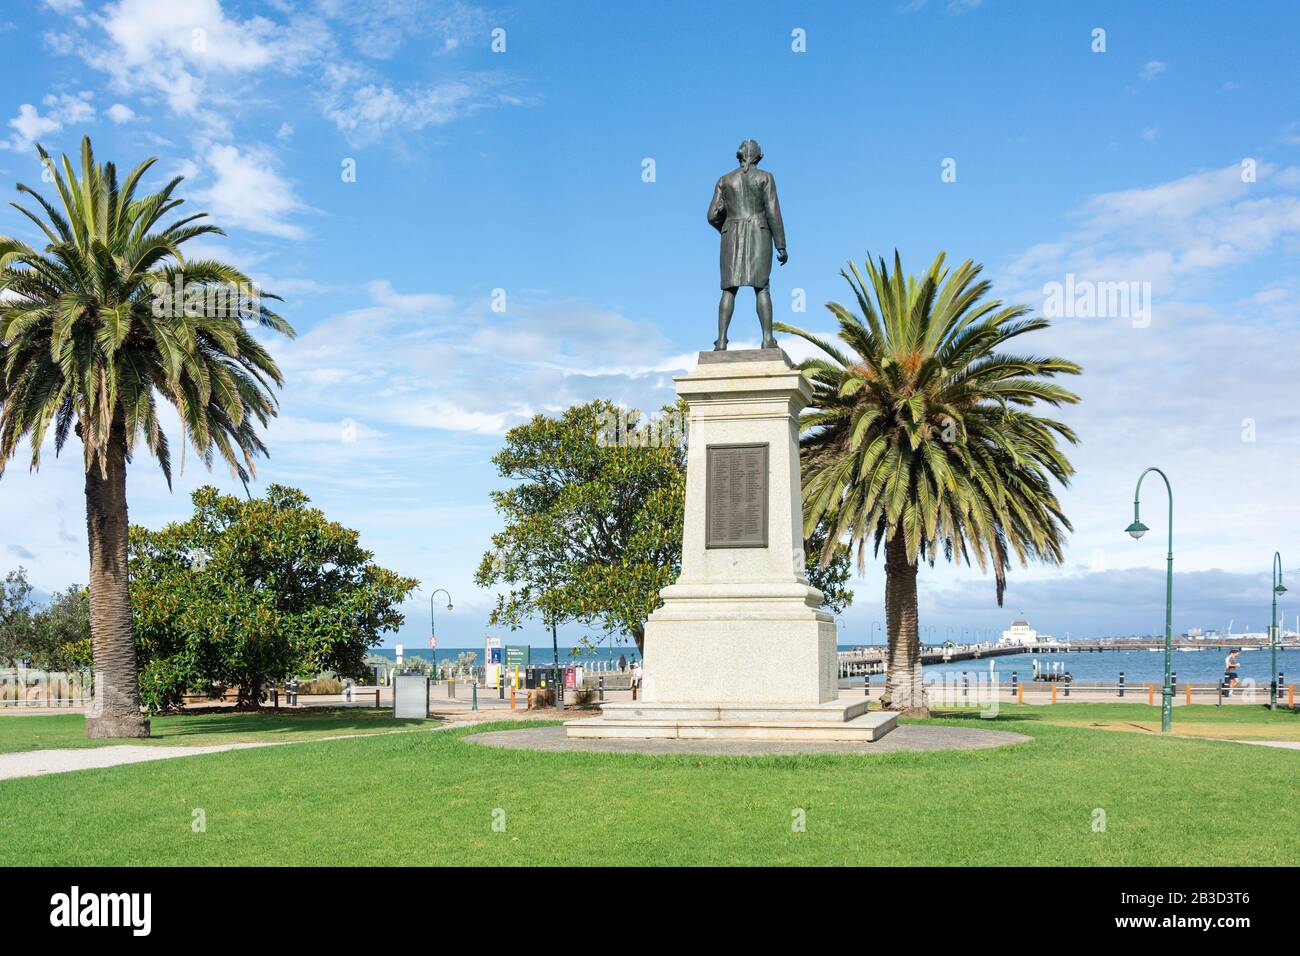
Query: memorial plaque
[{"left": 705, "top": 443, "right": 769, "bottom": 548}]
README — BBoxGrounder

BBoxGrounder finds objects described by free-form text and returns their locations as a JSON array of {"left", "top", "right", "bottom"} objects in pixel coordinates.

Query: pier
[
  {"left": 837, "top": 637, "right": 1299, "bottom": 679},
  {"left": 838, "top": 642, "right": 1028, "bottom": 677}
]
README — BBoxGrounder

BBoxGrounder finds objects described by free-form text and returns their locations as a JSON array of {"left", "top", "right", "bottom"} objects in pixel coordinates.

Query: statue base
[{"left": 565, "top": 348, "right": 896, "bottom": 743}]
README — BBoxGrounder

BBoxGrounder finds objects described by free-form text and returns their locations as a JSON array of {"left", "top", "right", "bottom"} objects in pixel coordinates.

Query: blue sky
[{"left": 2, "top": 0, "right": 1299, "bottom": 647}]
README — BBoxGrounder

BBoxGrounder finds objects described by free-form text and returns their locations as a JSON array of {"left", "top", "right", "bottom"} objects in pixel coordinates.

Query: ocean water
[
  {"left": 373, "top": 644, "right": 1296, "bottom": 685},
  {"left": 869, "top": 647, "right": 1296, "bottom": 686}
]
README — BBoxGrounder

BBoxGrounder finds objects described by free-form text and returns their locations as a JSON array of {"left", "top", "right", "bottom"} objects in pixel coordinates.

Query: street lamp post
[
  {"left": 1125, "top": 467, "right": 1174, "bottom": 734},
  {"left": 1271, "top": 553, "right": 1286, "bottom": 711},
  {"left": 429, "top": 589, "right": 453, "bottom": 677}
]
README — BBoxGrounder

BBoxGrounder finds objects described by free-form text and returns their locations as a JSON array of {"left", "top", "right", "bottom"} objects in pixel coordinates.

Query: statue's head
[{"left": 736, "top": 139, "right": 763, "bottom": 168}]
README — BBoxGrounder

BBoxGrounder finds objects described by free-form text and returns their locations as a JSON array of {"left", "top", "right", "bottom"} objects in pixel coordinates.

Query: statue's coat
[{"left": 707, "top": 166, "right": 786, "bottom": 290}]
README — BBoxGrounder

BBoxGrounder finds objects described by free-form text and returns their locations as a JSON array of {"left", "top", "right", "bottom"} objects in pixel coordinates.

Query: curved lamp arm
[{"left": 1127, "top": 466, "right": 1173, "bottom": 557}]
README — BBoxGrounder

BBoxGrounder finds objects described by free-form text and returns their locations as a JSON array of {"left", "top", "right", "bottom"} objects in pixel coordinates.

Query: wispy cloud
[
  {"left": 0, "top": 90, "right": 95, "bottom": 151},
  {"left": 196, "top": 143, "right": 310, "bottom": 239},
  {"left": 1139, "top": 60, "right": 1167, "bottom": 82},
  {"left": 40, "top": 0, "right": 524, "bottom": 144},
  {"left": 274, "top": 281, "right": 677, "bottom": 438}
]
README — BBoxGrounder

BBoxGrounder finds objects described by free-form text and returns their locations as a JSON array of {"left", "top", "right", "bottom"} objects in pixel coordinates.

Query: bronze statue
[{"left": 707, "top": 139, "right": 787, "bottom": 350}]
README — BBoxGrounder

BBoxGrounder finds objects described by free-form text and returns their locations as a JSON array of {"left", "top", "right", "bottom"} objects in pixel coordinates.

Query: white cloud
[
  {"left": 990, "top": 161, "right": 1300, "bottom": 575},
  {"left": 1139, "top": 60, "right": 1167, "bottom": 82},
  {"left": 41, "top": 0, "right": 524, "bottom": 144},
  {"left": 87, "top": 0, "right": 280, "bottom": 114},
  {"left": 1, "top": 90, "right": 94, "bottom": 151},
  {"left": 1141, "top": 125, "right": 1159, "bottom": 142},
  {"left": 317, "top": 0, "right": 491, "bottom": 60},
  {"left": 275, "top": 282, "right": 676, "bottom": 438},
  {"left": 267, "top": 415, "right": 385, "bottom": 444},
  {"left": 319, "top": 63, "right": 522, "bottom": 145},
  {"left": 365, "top": 279, "right": 456, "bottom": 314},
  {"left": 2, "top": 105, "right": 62, "bottom": 153},
  {"left": 1005, "top": 162, "right": 1300, "bottom": 296},
  {"left": 105, "top": 102, "right": 134, "bottom": 123},
  {"left": 197, "top": 143, "right": 308, "bottom": 239}
]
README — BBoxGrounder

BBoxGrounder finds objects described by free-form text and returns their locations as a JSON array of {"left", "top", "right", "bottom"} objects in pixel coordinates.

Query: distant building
[{"left": 999, "top": 618, "right": 1056, "bottom": 646}]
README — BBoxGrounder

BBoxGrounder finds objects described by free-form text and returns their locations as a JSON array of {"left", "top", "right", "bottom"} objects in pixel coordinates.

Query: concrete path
[
  {"left": 0, "top": 741, "right": 278, "bottom": 781},
  {"left": 0, "top": 726, "right": 448, "bottom": 782},
  {"left": 1231, "top": 739, "right": 1300, "bottom": 751},
  {"left": 464, "top": 723, "right": 1032, "bottom": 756}
]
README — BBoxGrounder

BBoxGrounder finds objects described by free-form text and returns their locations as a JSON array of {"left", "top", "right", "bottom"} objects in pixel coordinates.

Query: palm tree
[
  {"left": 0, "top": 137, "right": 293, "bottom": 737},
  {"left": 778, "top": 252, "right": 1080, "bottom": 714}
]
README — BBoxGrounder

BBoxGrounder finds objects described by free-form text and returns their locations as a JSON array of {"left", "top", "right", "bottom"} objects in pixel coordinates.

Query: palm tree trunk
[
  {"left": 881, "top": 531, "right": 928, "bottom": 715},
  {"left": 84, "top": 416, "right": 149, "bottom": 739}
]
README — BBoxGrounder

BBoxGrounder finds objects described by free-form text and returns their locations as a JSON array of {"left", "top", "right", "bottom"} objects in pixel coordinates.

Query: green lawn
[
  {"left": 976, "top": 702, "right": 1300, "bottom": 741},
  {"left": 0, "top": 708, "right": 423, "bottom": 754},
  {"left": 0, "top": 706, "right": 1296, "bottom": 866}
]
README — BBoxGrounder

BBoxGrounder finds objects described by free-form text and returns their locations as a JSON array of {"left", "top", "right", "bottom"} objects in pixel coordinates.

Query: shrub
[{"left": 300, "top": 677, "right": 343, "bottom": 695}]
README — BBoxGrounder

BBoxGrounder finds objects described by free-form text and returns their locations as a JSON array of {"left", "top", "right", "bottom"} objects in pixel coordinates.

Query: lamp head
[
  {"left": 447, "top": 602, "right": 454, "bottom": 611},
  {"left": 1125, "top": 520, "right": 1149, "bottom": 540},
  {"left": 1275, "top": 583, "right": 1288, "bottom": 596}
]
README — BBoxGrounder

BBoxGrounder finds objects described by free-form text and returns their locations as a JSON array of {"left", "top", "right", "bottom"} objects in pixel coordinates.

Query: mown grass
[
  {"left": 941, "top": 702, "right": 1300, "bottom": 741},
  {"left": 0, "top": 707, "right": 1295, "bottom": 866},
  {"left": 0, "top": 708, "right": 422, "bottom": 754}
]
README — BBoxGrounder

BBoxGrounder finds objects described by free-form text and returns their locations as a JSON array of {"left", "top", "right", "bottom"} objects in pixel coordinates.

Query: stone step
[
  {"left": 596, "top": 699, "right": 869, "bottom": 723},
  {"left": 564, "top": 711, "right": 897, "bottom": 742}
]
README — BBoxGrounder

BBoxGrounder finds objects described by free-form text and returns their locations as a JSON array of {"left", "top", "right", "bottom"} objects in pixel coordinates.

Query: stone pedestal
[{"left": 565, "top": 349, "right": 895, "bottom": 743}]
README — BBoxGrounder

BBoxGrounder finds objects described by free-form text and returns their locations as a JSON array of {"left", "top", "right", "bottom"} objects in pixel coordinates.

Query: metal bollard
[
  {"left": 1118, "top": 671, "right": 1125, "bottom": 698},
  {"left": 272, "top": 688, "right": 279, "bottom": 709},
  {"left": 598, "top": 674, "right": 605, "bottom": 702},
  {"left": 1010, "top": 671, "right": 1018, "bottom": 700},
  {"left": 961, "top": 671, "right": 968, "bottom": 699},
  {"left": 448, "top": 678, "right": 455, "bottom": 699},
  {"left": 1171, "top": 672, "right": 1177, "bottom": 698},
  {"left": 1219, "top": 675, "right": 1227, "bottom": 706},
  {"left": 472, "top": 682, "right": 478, "bottom": 712}
]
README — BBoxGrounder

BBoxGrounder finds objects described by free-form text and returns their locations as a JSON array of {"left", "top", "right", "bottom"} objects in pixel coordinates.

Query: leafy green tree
[
  {"left": 476, "top": 399, "right": 852, "bottom": 657},
  {"left": 0, "top": 569, "right": 90, "bottom": 670},
  {"left": 0, "top": 137, "right": 292, "bottom": 737},
  {"left": 779, "top": 252, "right": 1079, "bottom": 713},
  {"left": 0, "top": 567, "right": 36, "bottom": 667},
  {"left": 476, "top": 400, "right": 685, "bottom": 661},
  {"left": 129, "top": 484, "right": 418, "bottom": 713},
  {"left": 30, "top": 584, "right": 91, "bottom": 671}
]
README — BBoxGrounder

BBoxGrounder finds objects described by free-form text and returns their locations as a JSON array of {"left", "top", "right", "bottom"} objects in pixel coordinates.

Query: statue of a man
[{"left": 707, "top": 139, "right": 787, "bottom": 350}]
